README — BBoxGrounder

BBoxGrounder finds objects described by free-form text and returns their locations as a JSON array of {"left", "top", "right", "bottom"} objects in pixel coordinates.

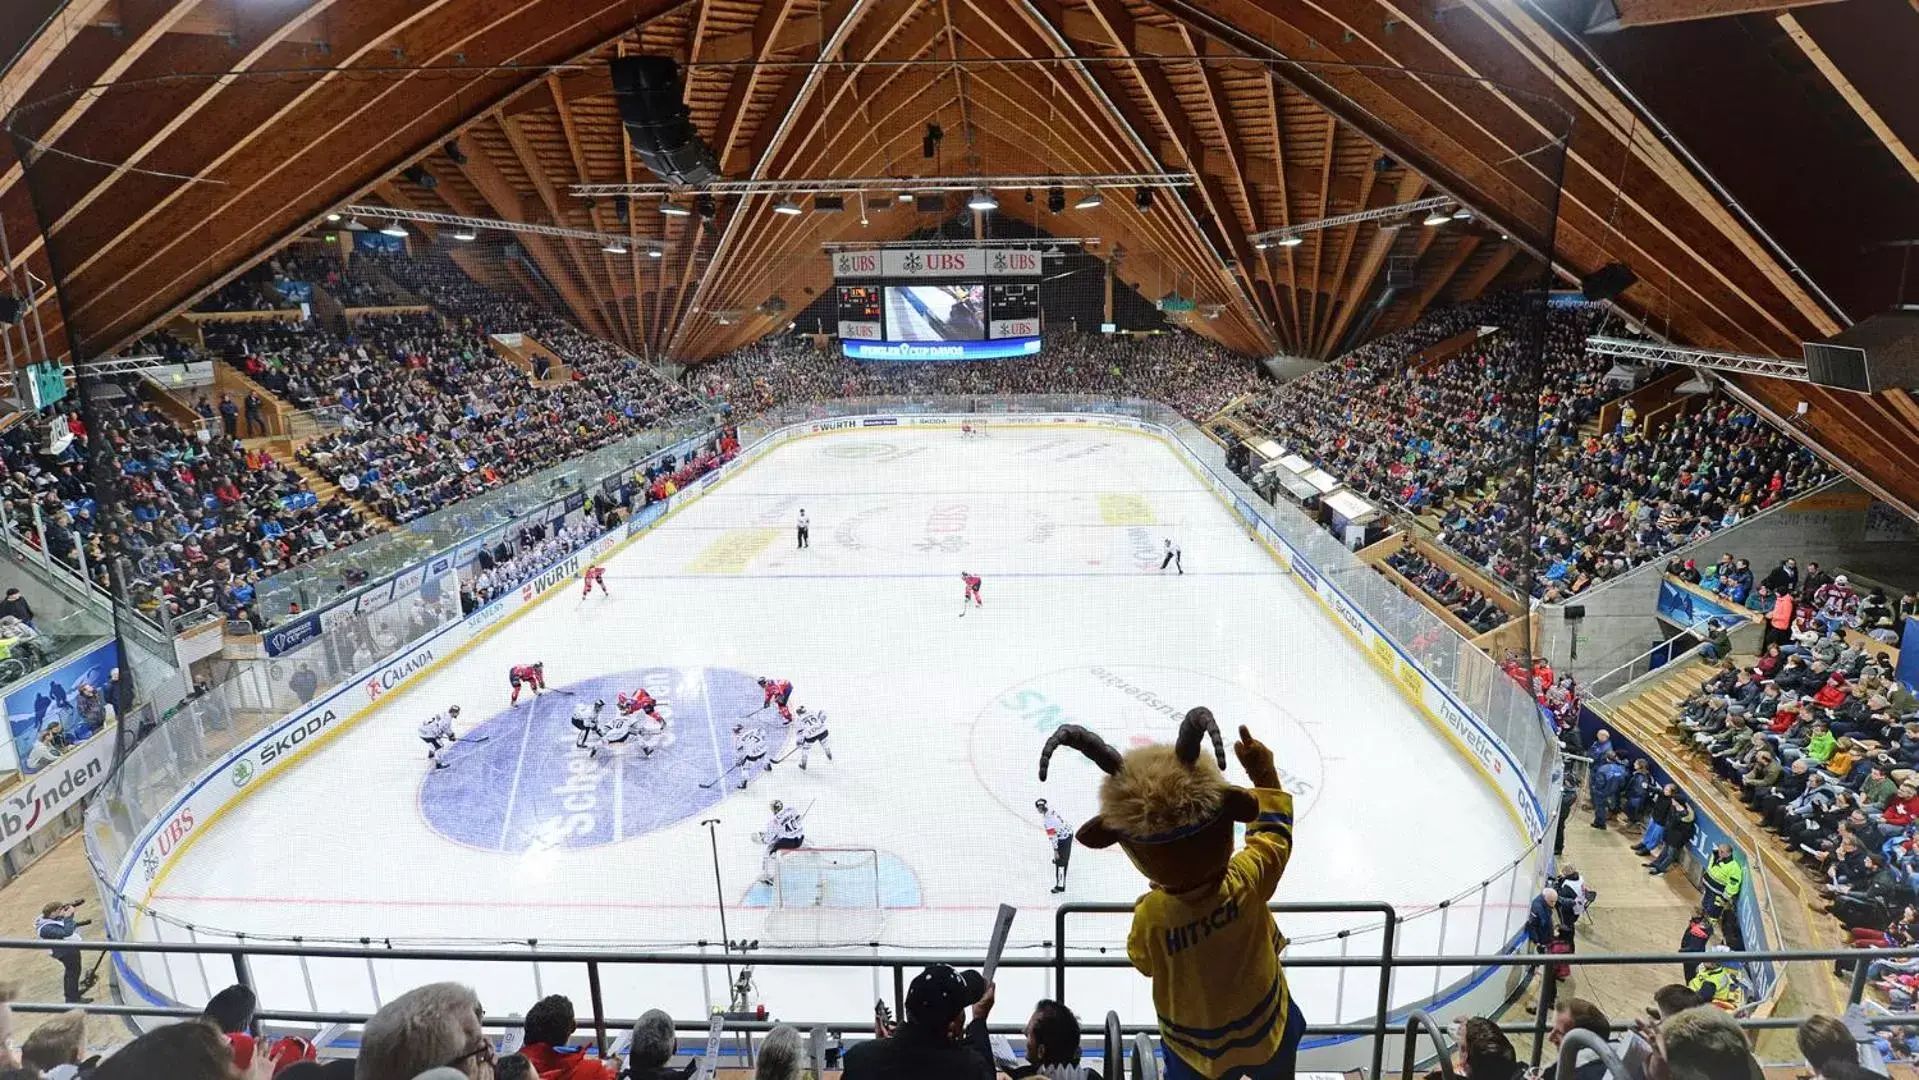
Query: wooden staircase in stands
[
  {"left": 1594, "top": 658, "right": 1848, "bottom": 1017},
  {"left": 261, "top": 438, "right": 399, "bottom": 532}
]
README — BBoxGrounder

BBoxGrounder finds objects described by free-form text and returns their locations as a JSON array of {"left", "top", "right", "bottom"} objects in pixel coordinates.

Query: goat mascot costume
[{"left": 1040, "top": 707, "right": 1303, "bottom": 1080}]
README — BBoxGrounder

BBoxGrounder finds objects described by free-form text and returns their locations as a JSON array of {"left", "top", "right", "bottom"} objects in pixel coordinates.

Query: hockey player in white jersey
[
  {"left": 793, "top": 706, "right": 833, "bottom": 770},
  {"left": 755, "top": 799, "right": 807, "bottom": 883},
  {"left": 732, "top": 723, "right": 771, "bottom": 789},
  {"left": 596, "top": 706, "right": 667, "bottom": 759},
  {"left": 1036, "top": 798, "right": 1074, "bottom": 893},
  {"left": 633, "top": 710, "right": 669, "bottom": 758},
  {"left": 419, "top": 706, "right": 461, "bottom": 770},
  {"left": 571, "top": 699, "right": 607, "bottom": 750}
]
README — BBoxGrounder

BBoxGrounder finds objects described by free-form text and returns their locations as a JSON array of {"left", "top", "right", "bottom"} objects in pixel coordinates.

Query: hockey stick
[
  {"left": 699, "top": 759, "right": 745, "bottom": 789},
  {"left": 457, "top": 733, "right": 492, "bottom": 744}
]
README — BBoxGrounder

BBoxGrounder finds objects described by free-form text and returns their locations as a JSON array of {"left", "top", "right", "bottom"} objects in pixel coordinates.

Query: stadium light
[
  {"left": 325, "top": 213, "right": 341, "bottom": 223},
  {"left": 1276, "top": 235, "right": 1304, "bottom": 248},
  {"left": 1253, "top": 240, "right": 1270, "bottom": 250},
  {"left": 380, "top": 220, "right": 408, "bottom": 237},
  {"left": 647, "top": 248, "right": 663, "bottom": 258},
  {"left": 897, "top": 192, "right": 913, "bottom": 202},
  {"left": 452, "top": 229, "right": 477, "bottom": 241},
  {"left": 1422, "top": 209, "right": 1451, "bottom": 227},
  {"left": 1452, "top": 208, "right": 1472, "bottom": 220},
  {"left": 1074, "top": 191, "right": 1104, "bottom": 210},
  {"left": 772, "top": 198, "right": 803, "bottom": 216},
  {"left": 967, "top": 189, "right": 998, "bottom": 211},
  {"left": 602, "top": 241, "right": 629, "bottom": 254},
  {"left": 659, "top": 202, "right": 693, "bottom": 217}
]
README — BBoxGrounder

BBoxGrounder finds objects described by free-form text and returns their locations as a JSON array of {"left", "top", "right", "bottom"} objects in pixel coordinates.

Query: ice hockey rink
[{"left": 127, "top": 424, "right": 1537, "bottom": 1043}]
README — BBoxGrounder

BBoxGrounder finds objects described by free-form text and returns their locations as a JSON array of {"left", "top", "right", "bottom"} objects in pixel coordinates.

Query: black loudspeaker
[
  {"left": 1580, "top": 262, "right": 1636, "bottom": 303},
  {"left": 1564, "top": 604, "right": 1587, "bottom": 620},
  {"left": 0, "top": 295, "right": 21, "bottom": 324},
  {"left": 1047, "top": 188, "right": 1065, "bottom": 213},
  {"left": 402, "top": 165, "right": 437, "bottom": 190},
  {"left": 915, "top": 194, "right": 945, "bottom": 213},
  {"left": 610, "top": 57, "right": 721, "bottom": 187},
  {"left": 1135, "top": 187, "right": 1154, "bottom": 210}
]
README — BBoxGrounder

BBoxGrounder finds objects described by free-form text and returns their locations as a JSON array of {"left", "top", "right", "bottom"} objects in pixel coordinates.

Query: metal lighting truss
[
  {"left": 1584, "top": 335, "right": 1809, "bottom": 380},
  {"left": 336, "top": 205, "right": 665, "bottom": 254},
  {"left": 569, "top": 173, "right": 1194, "bottom": 198},
  {"left": 73, "top": 353, "right": 168, "bottom": 378},
  {"left": 1248, "top": 196, "right": 1454, "bottom": 246},
  {"left": 819, "top": 237, "right": 1102, "bottom": 251}
]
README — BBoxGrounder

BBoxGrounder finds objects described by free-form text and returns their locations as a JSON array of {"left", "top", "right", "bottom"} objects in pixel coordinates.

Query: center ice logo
[{"left": 418, "top": 666, "right": 776, "bottom": 853}]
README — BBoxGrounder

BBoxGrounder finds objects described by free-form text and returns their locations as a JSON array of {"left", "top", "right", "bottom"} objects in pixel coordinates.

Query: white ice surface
[{"left": 126, "top": 427, "right": 1536, "bottom": 1039}]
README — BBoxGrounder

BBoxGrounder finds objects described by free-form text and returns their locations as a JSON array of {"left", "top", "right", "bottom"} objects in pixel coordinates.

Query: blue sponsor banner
[
  {"left": 842, "top": 336, "right": 1041, "bottom": 362},
  {"left": 264, "top": 612, "right": 324, "bottom": 657},
  {"left": 274, "top": 279, "right": 314, "bottom": 303},
  {"left": 1655, "top": 578, "right": 1746, "bottom": 629},
  {"left": 861, "top": 417, "right": 897, "bottom": 427},
  {"left": 5, "top": 639, "right": 120, "bottom": 775},
  {"left": 626, "top": 499, "right": 669, "bottom": 537},
  {"left": 564, "top": 491, "right": 587, "bottom": 514},
  {"left": 1898, "top": 617, "right": 1919, "bottom": 692}
]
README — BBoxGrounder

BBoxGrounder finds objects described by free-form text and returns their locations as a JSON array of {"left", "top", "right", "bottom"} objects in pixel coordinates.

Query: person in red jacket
[
  {"left": 1879, "top": 784, "right": 1919, "bottom": 839},
  {"left": 1813, "top": 676, "right": 1850, "bottom": 711},
  {"left": 519, "top": 994, "right": 619, "bottom": 1080}
]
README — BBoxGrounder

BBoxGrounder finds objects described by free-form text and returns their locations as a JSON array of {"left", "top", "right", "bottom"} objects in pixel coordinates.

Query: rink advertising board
[{"left": 0, "top": 729, "right": 115, "bottom": 858}]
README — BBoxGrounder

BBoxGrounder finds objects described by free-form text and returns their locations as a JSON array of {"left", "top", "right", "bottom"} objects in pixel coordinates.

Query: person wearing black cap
[{"left": 842, "top": 963, "right": 996, "bottom": 1080}]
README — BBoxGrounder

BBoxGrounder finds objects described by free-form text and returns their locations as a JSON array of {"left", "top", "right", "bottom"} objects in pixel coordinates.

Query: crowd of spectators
[
  {"left": 36, "top": 971, "right": 1900, "bottom": 1079},
  {"left": 1668, "top": 553, "right": 1912, "bottom": 647},
  {"left": 1233, "top": 294, "right": 1831, "bottom": 599},
  {"left": 279, "top": 306, "right": 699, "bottom": 524},
  {"left": 270, "top": 249, "right": 413, "bottom": 309},
  {"left": 0, "top": 383, "right": 371, "bottom": 622},
  {"left": 690, "top": 328, "right": 1263, "bottom": 419},
  {"left": 1384, "top": 545, "right": 1510, "bottom": 633},
  {"left": 1673, "top": 615, "right": 1915, "bottom": 933}
]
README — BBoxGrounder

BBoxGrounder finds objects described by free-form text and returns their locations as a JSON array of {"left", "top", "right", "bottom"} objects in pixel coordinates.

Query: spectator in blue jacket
[{"left": 1590, "top": 753, "right": 1629, "bottom": 829}]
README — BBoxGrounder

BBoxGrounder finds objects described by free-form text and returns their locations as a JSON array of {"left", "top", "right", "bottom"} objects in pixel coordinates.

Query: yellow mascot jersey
[{"left": 1127, "top": 788, "right": 1295, "bottom": 1078}]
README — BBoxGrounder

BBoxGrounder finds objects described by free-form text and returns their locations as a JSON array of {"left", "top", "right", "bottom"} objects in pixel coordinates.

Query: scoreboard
[
  {"left": 836, "top": 285, "right": 882, "bottom": 340},
  {"left": 988, "top": 283, "right": 1039, "bottom": 340},
  {"left": 832, "top": 245, "right": 1045, "bottom": 361}
]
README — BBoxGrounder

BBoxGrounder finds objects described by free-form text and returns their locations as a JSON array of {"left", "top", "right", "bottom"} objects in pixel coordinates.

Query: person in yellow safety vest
[
  {"left": 1702, "top": 843, "right": 1744, "bottom": 919},
  {"left": 1688, "top": 947, "right": 1747, "bottom": 1011}
]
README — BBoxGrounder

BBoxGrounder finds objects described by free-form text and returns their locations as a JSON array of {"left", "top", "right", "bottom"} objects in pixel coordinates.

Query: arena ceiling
[{"left": 0, "top": 0, "right": 1914, "bottom": 500}]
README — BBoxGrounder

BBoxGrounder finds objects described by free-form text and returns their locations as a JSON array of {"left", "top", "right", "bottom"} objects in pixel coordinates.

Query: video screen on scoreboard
[{"left": 884, "top": 284, "right": 987, "bottom": 342}]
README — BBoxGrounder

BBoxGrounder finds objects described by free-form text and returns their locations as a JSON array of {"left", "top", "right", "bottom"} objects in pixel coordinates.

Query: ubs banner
[{"left": 832, "top": 248, "right": 1042, "bottom": 280}]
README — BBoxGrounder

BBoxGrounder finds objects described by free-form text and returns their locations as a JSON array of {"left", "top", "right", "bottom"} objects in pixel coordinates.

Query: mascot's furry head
[{"left": 1039, "top": 707, "right": 1261, "bottom": 893}]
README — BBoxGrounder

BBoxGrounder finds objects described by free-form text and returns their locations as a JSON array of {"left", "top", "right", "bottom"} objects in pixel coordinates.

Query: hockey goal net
[{"left": 763, "top": 847, "right": 886, "bottom": 947}]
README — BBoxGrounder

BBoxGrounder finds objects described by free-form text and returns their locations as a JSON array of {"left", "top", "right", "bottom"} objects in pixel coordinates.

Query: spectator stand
[
  {"left": 1574, "top": 688, "right": 1790, "bottom": 1002},
  {"left": 1529, "top": 472, "right": 1858, "bottom": 687},
  {"left": 1590, "top": 366, "right": 1696, "bottom": 438},
  {"left": 1359, "top": 532, "right": 1532, "bottom": 657},
  {"left": 1584, "top": 647, "right": 1840, "bottom": 1019},
  {"left": 487, "top": 331, "right": 572, "bottom": 385}
]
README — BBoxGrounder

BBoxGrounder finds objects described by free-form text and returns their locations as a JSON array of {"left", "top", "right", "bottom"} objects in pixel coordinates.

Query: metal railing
[{"left": 11, "top": 934, "right": 1919, "bottom": 1073}]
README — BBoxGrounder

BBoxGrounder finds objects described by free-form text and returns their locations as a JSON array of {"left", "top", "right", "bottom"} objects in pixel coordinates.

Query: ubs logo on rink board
[
  {"left": 419, "top": 666, "right": 771, "bottom": 852},
  {"left": 968, "top": 665, "right": 1326, "bottom": 831}
]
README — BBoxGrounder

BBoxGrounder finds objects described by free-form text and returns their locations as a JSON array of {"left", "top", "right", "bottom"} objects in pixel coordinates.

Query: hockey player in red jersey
[
  {"left": 617, "top": 687, "right": 661, "bottom": 719},
  {"left": 960, "top": 571, "right": 983, "bottom": 616},
  {"left": 508, "top": 662, "right": 546, "bottom": 705},
  {"left": 582, "top": 565, "right": 608, "bottom": 598},
  {"left": 756, "top": 676, "right": 796, "bottom": 724}
]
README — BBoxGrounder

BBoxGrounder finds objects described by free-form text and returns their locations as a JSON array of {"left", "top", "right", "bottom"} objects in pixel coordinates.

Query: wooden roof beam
[
  {"left": 1396, "top": 234, "right": 1482, "bottom": 333},
  {"left": 1455, "top": 242, "right": 1520, "bottom": 302},
  {"left": 452, "top": 129, "right": 612, "bottom": 341},
  {"left": 547, "top": 73, "right": 638, "bottom": 350},
  {"left": 1587, "top": 0, "right": 1843, "bottom": 32},
  {"left": 62, "top": 0, "right": 675, "bottom": 355},
  {"left": 1777, "top": 12, "right": 1919, "bottom": 188},
  {"left": 497, "top": 114, "right": 621, "bottom": 340},
  {"left": 1317, "top": 169, "right": 1426, "bottom": 359}
]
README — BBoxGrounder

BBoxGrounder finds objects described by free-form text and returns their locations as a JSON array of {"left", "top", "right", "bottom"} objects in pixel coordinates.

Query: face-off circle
[
  {"left": 968, "top": 664, "right": 1327, "bottom": 833},
  {"left": 418, "top": 666, "right": 777, "bottom": 852}
]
